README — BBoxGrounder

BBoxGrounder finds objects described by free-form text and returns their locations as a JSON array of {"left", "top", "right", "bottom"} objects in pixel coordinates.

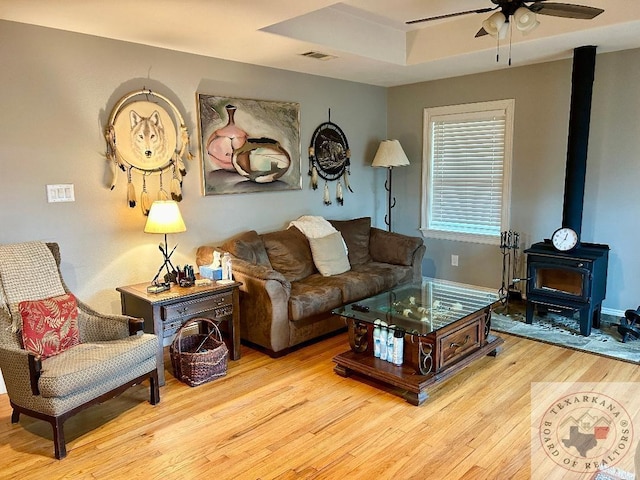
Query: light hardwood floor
[{"left": 1, "top": 331, "right": 638, "bottom": 479}]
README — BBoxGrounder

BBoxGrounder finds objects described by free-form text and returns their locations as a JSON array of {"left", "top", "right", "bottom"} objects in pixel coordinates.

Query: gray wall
[
  {"left": 1, "top": 19, "right": 637, "bottom": 317},
  {"left": 388, "top": 49, "right": 640, "bottom": 314},
  {"left": 0, "top": 20, "right": 388, "bottom": 316}
]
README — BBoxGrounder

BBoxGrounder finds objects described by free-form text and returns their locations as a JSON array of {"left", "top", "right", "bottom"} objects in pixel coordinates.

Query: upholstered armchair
[{"left": 0, "top": 241, "right": 160, "bottom": 459}]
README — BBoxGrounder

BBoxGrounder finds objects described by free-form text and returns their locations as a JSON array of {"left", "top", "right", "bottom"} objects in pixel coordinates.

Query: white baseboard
[{"left": 602, "top": 307, "right": 625, "bottom": 319}]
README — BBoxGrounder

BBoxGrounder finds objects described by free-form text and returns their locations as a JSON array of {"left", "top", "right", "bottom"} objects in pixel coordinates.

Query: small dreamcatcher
[
  {"left": 105, "top": 88, "right": 194, "bottom": 215},
  {"left": 308, "top": 111, "right": 352, "bottom": 205}
]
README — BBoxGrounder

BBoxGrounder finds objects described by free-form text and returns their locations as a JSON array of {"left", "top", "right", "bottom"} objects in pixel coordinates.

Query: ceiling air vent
[{"left": 300, "top": 51, "right": 337, "bottom": 61}]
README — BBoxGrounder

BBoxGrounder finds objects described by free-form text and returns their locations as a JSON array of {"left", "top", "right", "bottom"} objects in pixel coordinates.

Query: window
[{"left": 421, "top": 100, "right": 514, "bottom": 245}]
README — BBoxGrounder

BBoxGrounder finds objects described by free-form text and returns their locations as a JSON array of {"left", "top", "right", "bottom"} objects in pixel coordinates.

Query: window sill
[{"left": 419, "top": 228, "right": 500, "bottom": 246}]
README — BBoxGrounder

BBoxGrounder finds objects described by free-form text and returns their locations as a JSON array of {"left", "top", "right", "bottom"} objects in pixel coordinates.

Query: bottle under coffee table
[{"left": 332, "top": 277, "right": 504, "bottom": 405}]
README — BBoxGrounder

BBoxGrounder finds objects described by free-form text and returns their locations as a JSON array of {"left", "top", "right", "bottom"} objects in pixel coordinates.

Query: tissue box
[{"left": 199, "top": 265, "right": 222, "bottom": 280}]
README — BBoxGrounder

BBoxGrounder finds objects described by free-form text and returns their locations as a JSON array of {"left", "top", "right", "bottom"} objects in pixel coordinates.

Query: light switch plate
[{"left": 46, "top": 184, "right": 75, "bottom": 203}]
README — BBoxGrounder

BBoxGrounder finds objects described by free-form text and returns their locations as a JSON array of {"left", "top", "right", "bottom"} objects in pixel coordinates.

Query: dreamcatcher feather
[
  {"left": 105, "top": 88, "right": 193, "bottom": 215},
  {"left": 105, "top": 125, "right": 117, "bottom": 189},
  {"left": 171, "top": 164, "right": 183, "bottom": 202},
  {"left": 343, "top": 161, "right": 353, "bottom": 193},
  {"left": 157, "top": 173, "right": 170, "bottom": 201},
  {"left": 140, "top": 174, "right": 152, "bottom": 215},
  {"left": 126, "top": 168, "right": 136, "bottom": 208},
  {"left": 323, "top": 183, "right": 331, "bottom": 205}
]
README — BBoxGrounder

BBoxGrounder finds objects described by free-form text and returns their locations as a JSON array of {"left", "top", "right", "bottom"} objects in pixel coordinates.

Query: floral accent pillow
[{"left": 19, "top": 293, "right": 80, "bottom": 358}]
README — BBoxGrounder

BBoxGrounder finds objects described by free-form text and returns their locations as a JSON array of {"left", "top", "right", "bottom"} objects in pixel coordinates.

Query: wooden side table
[{"left": 117, "top": 280, "right": 241, "bottom": 386}]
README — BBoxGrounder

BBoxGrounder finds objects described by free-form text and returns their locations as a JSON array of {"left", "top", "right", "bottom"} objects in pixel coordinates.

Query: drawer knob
[
  {"left": 177, "top": 307, "right": 189, "bottom": 314},
  {"left": 450, "top": 335, "right": 470, "bottom": 349}
]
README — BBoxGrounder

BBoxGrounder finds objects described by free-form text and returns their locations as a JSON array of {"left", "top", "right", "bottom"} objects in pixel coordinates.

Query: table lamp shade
[
  {"left": 371, "top": 139, "right": 410, "bottom": 168},
  {"left": 144, "top": 201, "right": 186, "bottom": 234}
]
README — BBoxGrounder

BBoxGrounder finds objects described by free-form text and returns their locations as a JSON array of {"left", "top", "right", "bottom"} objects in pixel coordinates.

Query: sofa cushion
[
  {"left": 315, "top": 270, "right": 383, "bottom": 304},
  {"left": 350, "top": 262, "right": 414, "bottom": 294},
  {"left": 19, "top": 293, "right": 80, "bottom": 358},
  {"left": 308, "top": 232, "right": 351, "bottom": 276},
  {"left": 262, "top": 227, "right": 316, "bottom": 282},
  {"left": 369, "top": 227, "right": 423, "bottom": 266},
  {"left": 309, "top": 263, "right": 412, "bottom": 305},
  {"left": 329, "top": 217, "right": 372, "bottom": 266},
  {"left": 288, "top": 277, "right": 343, "bottom": 321},
  {"left": 221, "top": 230, "right": 271, "bottom": 267}
]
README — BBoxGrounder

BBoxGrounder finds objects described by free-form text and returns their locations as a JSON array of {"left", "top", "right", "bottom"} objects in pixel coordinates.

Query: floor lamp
[
  {"left": 144, "top": 200, "right": 187, "bottom": 290},
  {"left": 372, "top": 140, "right": 410, "bottom": 232}
]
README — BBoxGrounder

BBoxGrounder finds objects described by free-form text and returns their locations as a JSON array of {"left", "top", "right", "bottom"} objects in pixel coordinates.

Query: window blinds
[{"left": 429, "top": 110, "right": 506, "bottom": 237}]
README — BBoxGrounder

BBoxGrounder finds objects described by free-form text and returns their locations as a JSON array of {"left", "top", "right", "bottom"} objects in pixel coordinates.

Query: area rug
[{"left": 491, "top": 301, "right": 640, "bottom": 365}]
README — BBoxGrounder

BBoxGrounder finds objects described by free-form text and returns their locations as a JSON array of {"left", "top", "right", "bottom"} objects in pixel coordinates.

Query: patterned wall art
[
  {"left": 197, "top": 94, "right": 301, "bottom": 195},
  {"left": 105, "top": 88, "right": 193, "bottom": 215},
  {"left": 308, "top": 114, "right": 352, "bottom": 205}
]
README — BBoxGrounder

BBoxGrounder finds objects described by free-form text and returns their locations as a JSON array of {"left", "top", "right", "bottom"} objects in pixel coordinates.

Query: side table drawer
[
  {"left": 162, "top": 292, "right": 232, "bottom": 321},
  {"left": 438, "top": 320, "right": 481, "bottom": 369},
  {"left": 163, "top": 319, "right": 187, "bottom": 338}
]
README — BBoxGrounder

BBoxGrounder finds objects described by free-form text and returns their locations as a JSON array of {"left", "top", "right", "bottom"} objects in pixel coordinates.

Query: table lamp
[
  {"left": 144, "top": 200, "right": 187, "bottom": 290},
  {"left": 371, "top": 139, "right": 410, "bottom": 232}
]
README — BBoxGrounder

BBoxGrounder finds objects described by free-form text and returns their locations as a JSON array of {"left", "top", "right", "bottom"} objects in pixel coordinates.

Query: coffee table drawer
[
  {"left": 438, "top": 320, "right": 481, "bottom": 368},
  {"left": 162, "top": 292, "right": 232, "bottom": 321}
]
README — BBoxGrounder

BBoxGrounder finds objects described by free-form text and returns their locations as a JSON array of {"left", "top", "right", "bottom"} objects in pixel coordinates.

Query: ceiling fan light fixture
[
  {"left": 482, "top": 12, "right": 508, "bottom": 39},
  {"left": 514, "top": 7, "right": 539, "bottom": 34}
]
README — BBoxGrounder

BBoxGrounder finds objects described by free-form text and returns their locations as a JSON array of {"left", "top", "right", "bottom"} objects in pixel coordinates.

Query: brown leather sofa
[{"left": 196, "top": 217, "right": 425, "bottom": 356}]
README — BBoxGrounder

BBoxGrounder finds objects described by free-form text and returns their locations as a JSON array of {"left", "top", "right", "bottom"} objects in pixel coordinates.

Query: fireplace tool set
[{"left": 499, "top": 230, "right": 523, "bottom": 308}]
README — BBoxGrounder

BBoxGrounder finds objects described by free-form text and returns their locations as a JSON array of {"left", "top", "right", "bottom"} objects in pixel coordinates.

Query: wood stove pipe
[{"left": 562, "top": 45, "right": 597, "bottom": 238}]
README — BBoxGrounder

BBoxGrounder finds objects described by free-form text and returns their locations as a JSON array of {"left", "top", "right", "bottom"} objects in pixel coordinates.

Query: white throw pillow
[{"left": 308, "top": 232, "right": 351, "bottom": 276}]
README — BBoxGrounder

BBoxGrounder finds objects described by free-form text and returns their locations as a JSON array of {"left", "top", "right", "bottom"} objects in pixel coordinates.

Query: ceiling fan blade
[
  {"left": 529, "top": 3, "right": 604, "bottom": 20},
  {"left": 406, "top": 7, "right": 495, "bottom": 25},
  {"left": 475, "top": 27, "right": 489, "bottom": 38}
]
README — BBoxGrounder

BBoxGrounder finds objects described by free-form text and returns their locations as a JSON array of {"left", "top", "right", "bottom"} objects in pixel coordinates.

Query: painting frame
[{"left": 197, "top": 94, "right": 301, "bottom": 195}]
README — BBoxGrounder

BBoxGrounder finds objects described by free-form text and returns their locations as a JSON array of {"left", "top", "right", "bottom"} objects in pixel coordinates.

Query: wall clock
[
  {"left": 308, "top": 114, "right": 352, "bottom": 205},
  {"left": 551, "top": 226, "right": 579, "bottom": 251},
  {"left": 105, "top": 88, "right": 193, "bottom": 215}
]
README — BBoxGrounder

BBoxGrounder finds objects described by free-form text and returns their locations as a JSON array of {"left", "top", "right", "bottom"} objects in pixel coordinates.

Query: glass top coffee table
[{"left": 332, "top": 277, "right": 504, "bottom": 405}]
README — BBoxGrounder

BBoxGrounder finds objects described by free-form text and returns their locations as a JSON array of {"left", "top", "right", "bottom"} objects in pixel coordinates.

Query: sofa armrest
[
  {"left": 232, "top": 258, "right": 289, "bottom": 284},
  {"left": 369, "top": 228, "right": 425, "bottom": 281},
  {"left": 230, "top": 258, "right": 292, "bottom": 353}
]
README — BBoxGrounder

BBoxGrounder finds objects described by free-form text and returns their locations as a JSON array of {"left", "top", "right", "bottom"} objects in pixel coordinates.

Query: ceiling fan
[{"left": 406, "top": 0, "right": 604, "bottom": 39}]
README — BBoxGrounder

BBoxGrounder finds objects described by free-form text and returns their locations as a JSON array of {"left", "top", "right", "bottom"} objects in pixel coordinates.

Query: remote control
[{"left": 352, "top": 303, "right": 370, "bottom": 312}]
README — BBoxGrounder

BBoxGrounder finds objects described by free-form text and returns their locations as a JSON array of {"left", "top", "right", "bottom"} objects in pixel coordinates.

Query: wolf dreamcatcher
[{"left": 105, "top": 89, "right": 193, "bottom": 215}]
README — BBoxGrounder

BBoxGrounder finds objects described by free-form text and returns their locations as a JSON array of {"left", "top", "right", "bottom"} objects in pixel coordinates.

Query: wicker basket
[{"left": 170, "top": 317, "right": 228, "bottom": 386}]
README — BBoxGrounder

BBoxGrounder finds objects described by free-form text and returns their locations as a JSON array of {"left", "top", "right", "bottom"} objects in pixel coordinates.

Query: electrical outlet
[{"left": 451, "top": 254, "right": 459, "bottom": 267}]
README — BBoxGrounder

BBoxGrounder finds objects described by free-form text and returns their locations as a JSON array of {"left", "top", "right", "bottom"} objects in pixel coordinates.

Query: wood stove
[
  {"left": 524, "top": 46, "right": 609, "bottom": 336},
  {"left": 525, "top": 240, "right": 608, "bottom": 336}
]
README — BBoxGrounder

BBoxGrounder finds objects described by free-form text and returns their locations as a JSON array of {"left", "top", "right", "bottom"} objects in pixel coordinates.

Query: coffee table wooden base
[{"left": 333, "top": 334, "right": 504, "bottom": 406}]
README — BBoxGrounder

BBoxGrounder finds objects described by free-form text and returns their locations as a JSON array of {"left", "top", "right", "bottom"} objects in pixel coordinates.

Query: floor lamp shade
[
  {"left": 371, "top": 140, "right": 410, "bottom": 168},
  {"left": 372, "top": 140, "right": 410, "bottom": 232}
]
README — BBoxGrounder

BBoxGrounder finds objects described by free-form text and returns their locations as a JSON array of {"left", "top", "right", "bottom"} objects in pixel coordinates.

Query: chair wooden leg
[
  {"left": 150, "top": 370, "right": 160, "bottom": 405},
  {"left": 11, "top": 409, "right": 20, "bottom": 423},
  {"left": 52, "top": 417, "right": 67, "bottom": 459}
]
